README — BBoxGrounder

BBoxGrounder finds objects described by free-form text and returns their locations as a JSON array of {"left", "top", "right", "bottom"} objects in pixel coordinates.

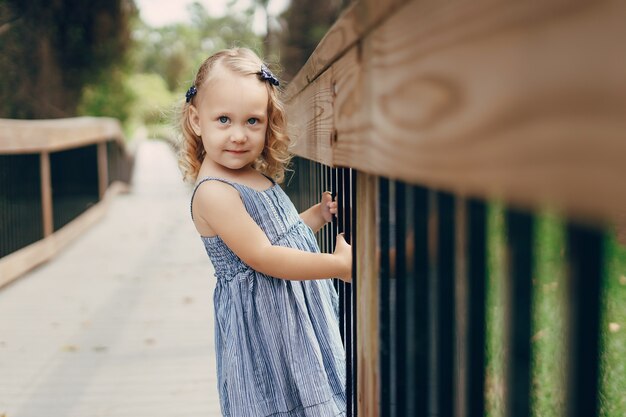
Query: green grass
[
  {"left": 484, "top": 203, "right": 626, "bottom": 416},
  {"left": 485, "top": 202, "right": 506, "bottom": 417},
  {"left": 530, "top": 214, "right": 566, "bottom": 416},
  {"left": 600, "top": 232, "right": 626, "bottom": 416}
]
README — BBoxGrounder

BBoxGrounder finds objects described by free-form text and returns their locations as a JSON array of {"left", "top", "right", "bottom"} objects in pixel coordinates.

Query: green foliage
[
  {"left": 124, "top": 2, "right": 261, "bottom": 140},
  {"left": 530, "top": 214, "right": 566, "bottom": 416},
  {"left": 485, "top": 202, "right": 506, "bottom": 417},
  {"left": 131, "top": 5, "right": 261, "bottom": 94},
  {"left": 124, "top": 73, "right": 177, "bottom": 139},
  {"left": 600, "top": 232, "right": 626, "bottom": 416},
  {"left": 128, "top": 73, "right": 174, "bottom": 123},
  {"left": 278, "top": 0, "right": 345, "bottom": 80},
  {"left": 77, "top": 68, "right": 135, "bottom": 126},
  {"left": 0, "top": 0, "right": 136, "bottom": 118}
]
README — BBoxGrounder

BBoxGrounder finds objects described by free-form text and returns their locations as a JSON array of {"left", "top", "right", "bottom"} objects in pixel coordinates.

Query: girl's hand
[
  {"left": 321, "top": 191, "right": 337, "bottom": 223},
  {"left": 333, "top": 233, "right": 352, "bottom": 283}
]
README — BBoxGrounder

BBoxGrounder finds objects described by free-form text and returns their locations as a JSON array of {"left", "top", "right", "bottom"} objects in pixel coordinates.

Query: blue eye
[
  {"left": 247, "top": 118, "right": 258, "bottom": 125},
  {"left": 218, "top": 116, "right": 229, "bottom": 124}
]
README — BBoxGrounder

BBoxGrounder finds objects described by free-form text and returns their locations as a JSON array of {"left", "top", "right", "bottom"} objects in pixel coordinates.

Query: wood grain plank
[
  {"left": 40, "top": 151, "right": 53, "bottom": 237},
  {"left": 356, "top": 172, "right": 380, "bottom": 417},
  {"left": 286, "top": 0, "right": 410, "bottom": 98},
  {"left": 0, "top": 117, "right": 125, "bottom": 154},
  {"left": 286, "top": 68, "right": 335, "bottom": 165},
  {"left": 332, "top": 47, "right": 372, "bottom": 170},
  {"left": 331, "top": 0, "right": 626, "bottom": 224}
]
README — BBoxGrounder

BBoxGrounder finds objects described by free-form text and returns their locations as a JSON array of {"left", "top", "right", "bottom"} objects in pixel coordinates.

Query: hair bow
[
  {"left": 258, "top": 65, "right": 279, "bottom": 86},
  {"left": 185, "top": 86, "right": 197, "bottom": 103}
]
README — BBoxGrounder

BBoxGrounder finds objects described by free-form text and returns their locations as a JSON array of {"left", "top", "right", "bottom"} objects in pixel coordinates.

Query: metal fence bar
[
  {"left": 394, "top": 181, "right": 407, "bottom": 417},
  {"left": 564, "top": 223, "right": 603, "bottom": 417},
  {"left": 350, "top": 168, "right": 358, "bottom": 417},
  {"left": 412, "top": 185, "right": 430, "bottom": 416},
  {"left": 0, "top": 154, "right": 43, "bottom": 258},
  {"left": 337, "top": 167, "right": 346, "bottom": 344},
  {"left": 327, "top": 166, "right": 337, "bottom": 291},
  {"left": 50, "top": 144, "right": 100, "bottom": 231},
  {"left": 340, "top": 167, "right": 355, "bottom": 417},
  {"left": 466, "top": 199, "right": 487, "bottom": 417},
  {"left": 504, "top": 209, "right": 534, "bottom": 417},
  {"left": 285, "top": 158, "right": 359, "bottom": 416},
  {"left": 284, "top": 157, "right": 618, "bottom": 417},
  {"left": 378, "top": 177, "right": 392, "bottom": 416},
  {"left": 434, "top": 192, "right": 456, "bottom": 417}
]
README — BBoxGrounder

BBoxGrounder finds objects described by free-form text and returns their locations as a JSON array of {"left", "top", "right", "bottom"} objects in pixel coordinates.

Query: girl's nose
[{"left": 230, "top": 127, "right": 246, "bottom": 143}]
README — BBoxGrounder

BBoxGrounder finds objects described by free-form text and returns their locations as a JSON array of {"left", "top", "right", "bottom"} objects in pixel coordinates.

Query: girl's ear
[{"left": 188, "top": 105, "right": 202, "bottom": 137}]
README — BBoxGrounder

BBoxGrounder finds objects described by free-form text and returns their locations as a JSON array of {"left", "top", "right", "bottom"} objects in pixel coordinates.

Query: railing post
[
  {"left": 97, "top": 141, "right": 109, "bottom": 200},
  {"left": 40, "top": 151, "right": 53, "bottom": 237}
]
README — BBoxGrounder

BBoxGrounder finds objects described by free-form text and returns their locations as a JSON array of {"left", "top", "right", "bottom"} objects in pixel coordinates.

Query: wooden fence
[
  {"left": 0, "top": 117, "right": 133, "bottom": 287},
  {"left": 283, "top": 1, "right": 626, "bottom": 416}
]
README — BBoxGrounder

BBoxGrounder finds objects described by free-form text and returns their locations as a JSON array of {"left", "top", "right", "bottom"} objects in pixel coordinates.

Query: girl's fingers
[{"left": 321, "top": 192, "right": 338, "bottom": 220}]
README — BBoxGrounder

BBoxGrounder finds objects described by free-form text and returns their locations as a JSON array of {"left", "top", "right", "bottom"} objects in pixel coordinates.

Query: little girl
[{"left": 178, "top": 47, "right": 351, "bottom": 417}]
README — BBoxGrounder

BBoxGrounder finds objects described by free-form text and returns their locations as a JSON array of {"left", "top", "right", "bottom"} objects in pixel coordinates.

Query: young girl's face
[{"left": 190, "top": 67, "right": 269, "bottom": 174}]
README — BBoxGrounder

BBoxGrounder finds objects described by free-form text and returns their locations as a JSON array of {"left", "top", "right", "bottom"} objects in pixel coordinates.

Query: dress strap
[{"left": 190, "top": 177, "right": 237, "bottom": 221}]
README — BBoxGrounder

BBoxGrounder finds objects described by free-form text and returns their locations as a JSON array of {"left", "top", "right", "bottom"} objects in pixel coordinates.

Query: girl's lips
[{"left": 226, "top": 150, "right": 247, "bottom": 154}]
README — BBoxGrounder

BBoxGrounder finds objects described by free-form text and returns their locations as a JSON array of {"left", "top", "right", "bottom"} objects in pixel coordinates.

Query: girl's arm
[
  {"left": 300, "top": 191, "right": 336, "bottom": 233},
  {"left": 193, "top": 181, "right": 351, "bottom": 282}
]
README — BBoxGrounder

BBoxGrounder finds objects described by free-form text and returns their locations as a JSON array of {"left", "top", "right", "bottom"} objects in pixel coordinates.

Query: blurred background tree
[
  {"left": 0, "top": 0, "right": 351, "bottom": 138},
  {"left": 0, "top": 0, "right": 136, "bottom": 119},
  {"left": 277, "top": 0, "right": 347, "bottom": 80},
  {"left": 128, "top": 2, "right": 261, "bottom": 139}
]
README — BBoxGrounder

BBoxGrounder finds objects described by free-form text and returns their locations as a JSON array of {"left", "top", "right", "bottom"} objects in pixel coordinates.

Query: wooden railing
[
  {"left": 283, "top": 1, "right": 626, "bottom": 417},
  {"left": 0, "top": 117, "right": 133, "bottom": 287}
]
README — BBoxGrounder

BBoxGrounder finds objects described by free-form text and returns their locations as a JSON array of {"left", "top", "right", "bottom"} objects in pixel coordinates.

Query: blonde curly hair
[{"left": 178, "top": 48, "right": 291, "bottom": 184}]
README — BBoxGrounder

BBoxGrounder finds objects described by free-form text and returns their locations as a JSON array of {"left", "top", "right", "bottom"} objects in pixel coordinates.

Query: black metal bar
[
  {"left": 331, "top": 167, "right": 339, "bottom": 239},
  {"left": 564, "top": 223, "right": 603, "bottom": 417},
  {"left": 310, "top": 162, "right": 322, "bottom": 211},
  {"left": 0, "top": 154, "right": 43, "bottom": 258},
  {"left": 504, "top": 209, "right": 533, "bottom": 417},
  {"left": 379, "top": 177, "right": 392, "bottom": 416},
  {"left": 322, "top": 164, "right": 329, "bottom": 254},
  {"left": 394, "top": 181, "right": 407, "bottom": 417},
  {"left": 332, "top": 168, "right": 348, "bottom": 338},
  {"left": 467, "top": 199, "right": 487, "bottom": 417},
  {"left": 50, "top": 144, "right": 99, "bottom": 231},
  {"left": 409, "top": 185, "right": 430, "bottom": 416},
  {"left": 350, "top": 169, "right": 358, "bottom": 417},
  {"left": 304, "top": 158, "right": 309, "bottom": 207},
  {"left": 337, "top": 168, "right": 345, "bottom": 235},
  {"left": 335, "top": 166, "right": 344, "bottom": 331},
  {"left": 434, "top": 192, "right": 456, "bottom": 417},
  {"left": 341, "top": 168, "right": 354, "bottom": 417}
]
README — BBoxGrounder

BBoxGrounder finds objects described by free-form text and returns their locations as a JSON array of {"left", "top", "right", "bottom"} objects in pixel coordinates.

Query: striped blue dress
[{"left": 191, "top": 177, "right": 347, "bottom": 417}]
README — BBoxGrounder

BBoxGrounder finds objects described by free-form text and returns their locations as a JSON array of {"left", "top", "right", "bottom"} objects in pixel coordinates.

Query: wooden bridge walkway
[{"left": 0, "top": 140, "right": 221, "bottom": 417}]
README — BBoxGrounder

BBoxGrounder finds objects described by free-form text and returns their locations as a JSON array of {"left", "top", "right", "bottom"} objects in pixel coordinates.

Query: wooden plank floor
[{"left": 0, "top": 140, "right": 221, "bottom": 417}]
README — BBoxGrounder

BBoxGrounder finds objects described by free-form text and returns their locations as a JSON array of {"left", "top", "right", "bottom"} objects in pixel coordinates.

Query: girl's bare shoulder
[{"left": 194, "top": 178, "right": 239, "bottom": 206}]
